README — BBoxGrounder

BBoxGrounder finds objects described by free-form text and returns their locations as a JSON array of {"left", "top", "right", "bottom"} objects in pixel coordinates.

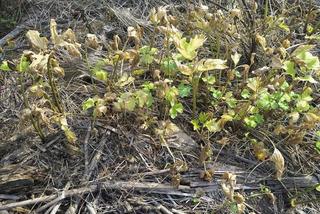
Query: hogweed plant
[
  {"left": 1, "top": 4, "right": 319, "bottom": 193},
  {"left": 1, "top": 20, "right": 80, "bottom": 153}
]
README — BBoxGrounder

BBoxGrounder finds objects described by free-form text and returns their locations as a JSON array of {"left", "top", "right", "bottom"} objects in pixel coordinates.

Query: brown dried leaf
[{"left": 269, "top": 148, "right": 285, "bottom": 180}]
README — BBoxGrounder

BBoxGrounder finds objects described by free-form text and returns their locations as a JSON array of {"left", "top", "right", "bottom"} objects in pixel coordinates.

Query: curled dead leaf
[
  {"left": 269, "top": 148, "right": 285, "bottom": 180},
  {"left": 50, "top": 19, "right": 82, "bottom": 58},
  {"left": 221, "top": 182, "right": 234, "bottom": 201},
  {"left": 85, "top": 34, "right": 101, "bottom": 50},
  {"left": 26, "top": 30, "right": 48, "bottom": 50}
]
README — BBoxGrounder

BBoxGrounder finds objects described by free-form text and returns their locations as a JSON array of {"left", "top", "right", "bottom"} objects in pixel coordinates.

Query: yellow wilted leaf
[
  {"left": 50, "top": 19, "right": 81, "bottom": 58},
  {"left": 65, "top": 43, "right": 81, "bottom": 58},
  {"left": 26, "top": 30, "right": 48, "bottom": 50},
  {"left": 269, "top": 148, "right": 285, "bottom": 180},
  {"left": 221, "top": 172, "right": 236, "bottom": 201},
  {"left": 288, "top": 112, "right": 299, "bottom": 124},
  {"left": 252, "top": 142, "right": 269, "bottom": 161},
  {"left": 196, "top": 58, "right": 228, "bottom": 71},
  {"left": 50, "top": 19, "right": 64, "bottom": 45},
  {"left": 174, "top": 34, "right": 206, "bottom": 60},
  {"left": 255, "top": 33, "right": 267, "bottom": 50},
  {"left": 128, "top": 26, "right": 140, "bottom": 41},
  {"left": 62, "top": 29, "right": 77, "bottom": 43},
  {"left": 29, "top": 53, "right": 50, "bottom": 74},
  {"left": 176, "top": 62, "right": 193, "bottom": 76},
  {"left": 230, "top": 8, "right": 241, "bottom": 19}
]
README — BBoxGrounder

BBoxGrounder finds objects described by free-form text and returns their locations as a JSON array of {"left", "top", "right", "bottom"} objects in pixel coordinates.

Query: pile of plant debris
[{"left": 0, "top": 0, "right": 319, "bottom": 213}]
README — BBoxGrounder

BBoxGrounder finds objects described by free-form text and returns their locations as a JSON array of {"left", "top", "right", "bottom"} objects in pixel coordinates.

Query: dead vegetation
[{"left": 0, "top": 0, "right": 320, "bottom": 213}]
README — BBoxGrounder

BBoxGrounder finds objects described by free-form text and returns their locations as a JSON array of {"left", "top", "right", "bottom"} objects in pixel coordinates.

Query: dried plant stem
[
  {"left": 19, "top": 72, "right": 45, "bottom": 141},
  {"left": 47, "top": 54, "right": 63, "bottom": 113}
]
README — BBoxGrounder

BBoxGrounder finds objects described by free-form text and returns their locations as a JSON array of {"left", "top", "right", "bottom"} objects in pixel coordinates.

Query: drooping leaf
[
  {"left": 29, "top": 53, "right": 50, "bottom": 75},
  {"left": 176, "top": 61, "right": 193, "bottom": 76},
  {"left": 64, "top": 128, "right": 77, "bottom": 144},
  {"left": 196, "top": 58, "right": 228, "bottom": 71},
  {"left": 50, "top": 19, "right": 81, "bottom": 58}
]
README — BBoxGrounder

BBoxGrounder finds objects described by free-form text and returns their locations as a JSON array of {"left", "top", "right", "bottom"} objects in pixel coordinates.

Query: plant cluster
[{"left": 1, "top": 2, "right": 320, "bottom": 212}]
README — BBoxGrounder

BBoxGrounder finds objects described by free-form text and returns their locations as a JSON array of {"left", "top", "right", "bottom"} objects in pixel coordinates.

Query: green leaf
[
  {"left": 244, "top": 116, "right": 257, "bottom": 128},
  {"left": 191, "top": 119, "right": 200, "bottom": 130},
  {"left": 316, "top": 184, "right": 320, "bottom": 192},
  {"left": 229, "top": 202, "right": 238, "bottom": 214},
  {"left": 291, "top": 45, "right": 314, "bottom": 57},
  {"left": 166, "top": 86, "right": 179, "bottom": 105},
  {"left": 94, "top": 70, "right": 108, "bottom": 81},
  {"left": 211, "top": 88, "right": 223, "bottom": 99},
  {"left": 135, "top": 90, "right": 153, "bottom": 108},
  {"left": 178, "top": 83, "right": 192, "bottom": 98},
  {"left": 244, "top": 114, "right": 264, "bottom": 128},
  {"left": 278, "top": 21, "right": 290, "bottom": 32},
  {"left": 224, "top": 91, "right": 237, "bottom": 108},
  {"left": 116, "top": 74, "right": 135, "bottom": 87},
  {"left": 0, "top": 61, "right": 11, "bottom": 71},
  {"left": 295, "top": 75, "right": 318, "bottom": 84},
  {"left": 199, "top": 112, "right": 209, "bottom": 124},
  {"left": 282, "top": 61, "right": 295, "bottom": 77},
  {"left": 296, "top": 100, "right": 310, "bottom": 112},
  {"left": 142, "top": 82, "right": 155, "bottom": 91},
  {"left": 204, "top": 119, "right": 221, "bottom": 133},
  {"left": 296, "top": 51, "right": 320, "bottom": 70},
  {"left": 315, "top": 141, "right": 320, "bottom": 153},
  {"left": 161, "top": 57, "right": 177, "bottom": 76},
  {"left": 18, "top": 56, "right": 30, "bottom": 72},
  {"left": 169, "top": 103, "right": 183, "bottom": 119},
  {"left": 82, "top": 98, "right": 95, "bottom": 111},
  {"left": 241, "top": 89, "right": 251, "bottom": 99},
  {"left": 202, "top": 75, "right": 216, "bottom": 84}
]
